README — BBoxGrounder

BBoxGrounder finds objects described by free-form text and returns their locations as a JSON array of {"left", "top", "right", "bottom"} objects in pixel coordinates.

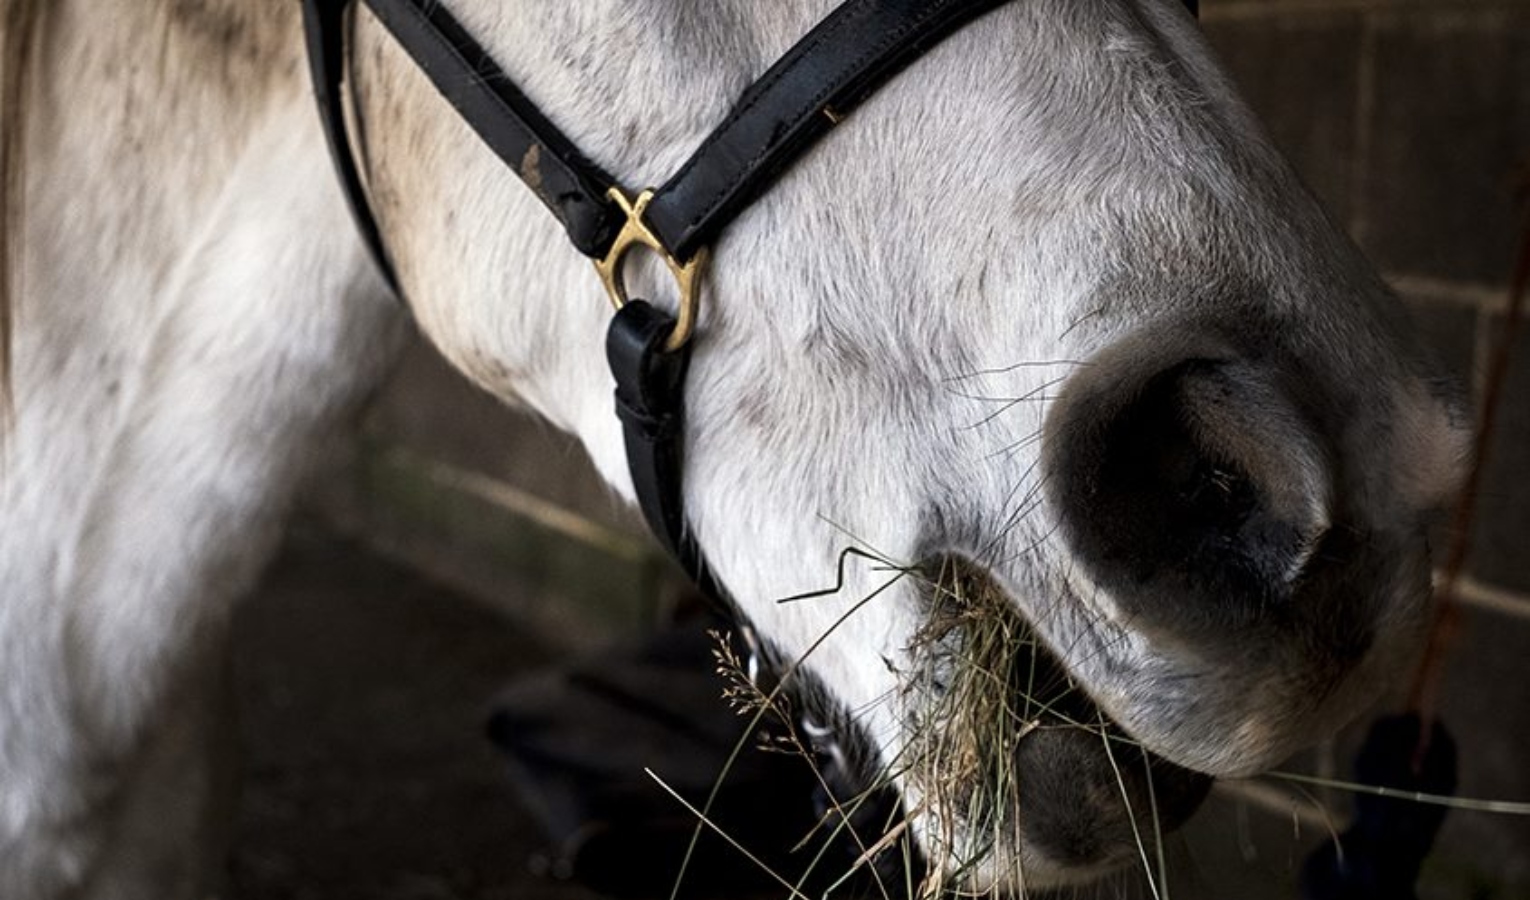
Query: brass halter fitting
[{"left": 594, "top": 188, "right": 707, "bottom": 352}]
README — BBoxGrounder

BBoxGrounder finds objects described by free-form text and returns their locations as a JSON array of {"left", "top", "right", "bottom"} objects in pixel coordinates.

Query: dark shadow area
[{"left": 228, "top": 522, "right": 604, "bottom": 900}]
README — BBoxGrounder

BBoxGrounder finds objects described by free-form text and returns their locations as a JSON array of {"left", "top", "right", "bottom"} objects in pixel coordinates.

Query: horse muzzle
[
  {"left": 895, "top": 557, "right": 1212, "bottom": 886},
  {"left": 1034, "top": 320, "right": 1460, "bottom": 777}
]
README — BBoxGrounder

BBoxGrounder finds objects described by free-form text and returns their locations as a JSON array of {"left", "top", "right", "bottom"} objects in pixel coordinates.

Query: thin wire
[{"left": 1266, "top": 771, "right": 1530, "bottom": 817}]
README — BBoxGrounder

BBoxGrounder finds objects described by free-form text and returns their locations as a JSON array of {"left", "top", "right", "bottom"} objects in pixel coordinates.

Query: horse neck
[{"left": 4, "top": 0, "right": 397, "bottom": 560}]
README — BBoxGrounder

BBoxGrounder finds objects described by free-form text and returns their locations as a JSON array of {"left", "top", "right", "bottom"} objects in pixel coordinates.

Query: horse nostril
[{"left": 1045, "top": 348, "right": 1332, "bottom": 630}]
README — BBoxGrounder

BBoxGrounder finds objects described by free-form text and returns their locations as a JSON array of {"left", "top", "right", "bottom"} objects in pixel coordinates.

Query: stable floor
[{"left": 228, "top": 524, "right": 603, "bottom": 900}]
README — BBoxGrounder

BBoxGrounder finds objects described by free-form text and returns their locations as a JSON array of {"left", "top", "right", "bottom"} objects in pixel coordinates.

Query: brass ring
[{"left": 593, "top": 188, "right": 706, "bottom": 352}]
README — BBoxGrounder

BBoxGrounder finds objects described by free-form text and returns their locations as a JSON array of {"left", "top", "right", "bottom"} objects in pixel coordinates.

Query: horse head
[{"left": 350, "top": 0, "right": 1467, "bottom": 889}]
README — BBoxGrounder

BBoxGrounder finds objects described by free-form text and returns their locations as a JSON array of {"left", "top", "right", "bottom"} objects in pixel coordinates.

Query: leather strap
[
  {"left": 302, "top": 0, "right": 1202, "bottom": 600},
  {"left": 606, "top": 301, "right": 692, "bottom": 563},
  {"left": 358, "top": 0, "right": 626, "bottom": 259},
  {"left": 302, "top": 0, "right": 400, "bottom": 291},
  {"left": 302, "top": 0, "right": 625, "bottom": 270},
  {"left": 309, "top": 0, "right": 1201, "bottom": 268},
  {"left": 646, "top": 0, "right": 1198, "bottom": 260},
  {"left": 606, "top": 302, "right": 722, "bottom": 600},
  {"left": 644, "top": 0, "right": 1013, "bottom": 262}
]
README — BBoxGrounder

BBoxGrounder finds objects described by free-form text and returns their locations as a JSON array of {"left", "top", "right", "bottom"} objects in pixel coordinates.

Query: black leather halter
[{"left": 301, "top": 0, "right": 1199, "bottom": 601}]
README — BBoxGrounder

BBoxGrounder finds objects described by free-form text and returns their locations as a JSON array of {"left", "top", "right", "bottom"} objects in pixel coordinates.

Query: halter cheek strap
[
  {"left": 604, "top": 301, "right": 694, "bottom": 567},
  {"left": 302, "top": 0, "right": 1200, "bottom": 600}
]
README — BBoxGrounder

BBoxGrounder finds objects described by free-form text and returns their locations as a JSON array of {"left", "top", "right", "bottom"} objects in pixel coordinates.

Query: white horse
[{"left": 0, "top": 0, "right": 1468, "bottom": 897}]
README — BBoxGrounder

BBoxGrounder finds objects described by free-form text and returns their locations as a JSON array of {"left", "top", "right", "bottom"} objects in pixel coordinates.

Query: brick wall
[
  {"left": 321, "top": 2, "right": 1530, "bottom": 895},
  {"left": 1202, "top": 2, "right": 1529, "bottom": 896}
]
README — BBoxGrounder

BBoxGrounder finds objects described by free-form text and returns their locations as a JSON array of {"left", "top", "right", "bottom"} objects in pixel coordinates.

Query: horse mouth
[{"left": 898, "top": 555, "right": 1212, "bottom": 886}]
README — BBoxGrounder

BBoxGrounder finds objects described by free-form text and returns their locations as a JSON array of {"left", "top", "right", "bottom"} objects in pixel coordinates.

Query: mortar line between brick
[
  {"left": 1453, "top": 575, "right": 1530, "bottom": 620},
  {"left": 1212, "top": 780, "right": 1340, "bottom": 832},
  {"left": 1203, "top": 1, "right": 1524, "bottom": 21},
  {"left": 1387, "top": 273, "right": 1510, "bottom": 312},
  {"left": 1473, "top": 299, "right": 1496, "bottom": 399},
  {"left": 1349, "top": 14, "right": 1377, "bottom": 248},
  {"left": 380, "top": 446, "right": 654, "bottom": 562}
]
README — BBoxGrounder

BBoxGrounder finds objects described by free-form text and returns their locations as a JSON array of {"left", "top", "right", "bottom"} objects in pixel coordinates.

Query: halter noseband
[{"left": 301, "top": 0, "right": 1200, "bottom": 603}]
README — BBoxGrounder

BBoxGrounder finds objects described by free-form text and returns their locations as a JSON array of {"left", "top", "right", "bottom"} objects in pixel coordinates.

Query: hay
[{"left": 903, "top": 555, "right": 1095, "bottom": 894}]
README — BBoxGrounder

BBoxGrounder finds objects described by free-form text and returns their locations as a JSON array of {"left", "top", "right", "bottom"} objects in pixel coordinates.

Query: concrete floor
[{"left": 228, "top": 525, "right": 605, "bottom": 900}]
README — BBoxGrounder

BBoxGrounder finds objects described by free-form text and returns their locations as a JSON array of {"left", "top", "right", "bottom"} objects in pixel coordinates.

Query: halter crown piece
[{"left": 301, "top": 0, "right": 1200, "bottom": 602}]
